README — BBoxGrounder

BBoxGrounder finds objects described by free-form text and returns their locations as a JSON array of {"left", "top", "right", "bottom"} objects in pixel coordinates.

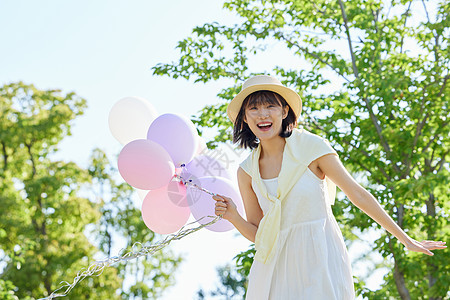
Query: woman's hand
[
  {"left": 403, "top": 238, "right": 446, "bottom": 256},
  {"left": 213, "top": 194, "right": 239, "bottom": 222}
]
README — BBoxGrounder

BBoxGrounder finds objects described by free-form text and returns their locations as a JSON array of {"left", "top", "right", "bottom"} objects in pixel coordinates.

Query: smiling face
[
  {"left": 243, "top": 91, "right": 289, "bottom": 141},
  {"left": 232, "top": 90, "right": 297, "bottom": 150}
]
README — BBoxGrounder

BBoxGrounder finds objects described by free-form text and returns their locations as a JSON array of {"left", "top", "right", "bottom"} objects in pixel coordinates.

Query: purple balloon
[
  {"left": 180, "top": 154, "right": 232, "bottom": 183},
  {"left": 147, "top": 113, "right": 198, "bottom": 168},
  {"left": 118, "top": 139, "right": 175, "bottom": 190},
  {"left": 187, "top": 176, "right": 244, "bottom": 232}
]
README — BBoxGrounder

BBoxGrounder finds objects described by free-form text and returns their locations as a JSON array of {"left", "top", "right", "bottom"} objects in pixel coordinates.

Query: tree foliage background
[
  {"left": 153, "top": 0, "right": 449, "bottom": 299},
  {"left": 0, "top": 82, "right": 181, "bottom": 299}
]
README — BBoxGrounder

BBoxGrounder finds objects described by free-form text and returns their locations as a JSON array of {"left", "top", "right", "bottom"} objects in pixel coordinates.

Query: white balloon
[
  {"left": 108, "top": 97, "right": 158, "bottom": 145},
  {"left": 196, "top": 136, "right": 208, "bottom": 156}
]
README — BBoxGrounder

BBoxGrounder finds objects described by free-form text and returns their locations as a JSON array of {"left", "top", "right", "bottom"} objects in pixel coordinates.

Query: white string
[{"left": 39, "top": 173, "right": 221, "bottom": 300}]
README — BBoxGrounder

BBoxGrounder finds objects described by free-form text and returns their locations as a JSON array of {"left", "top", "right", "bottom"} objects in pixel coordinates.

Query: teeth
[{"left": 258, "top": 123, "right": 272, "bottom": 128}]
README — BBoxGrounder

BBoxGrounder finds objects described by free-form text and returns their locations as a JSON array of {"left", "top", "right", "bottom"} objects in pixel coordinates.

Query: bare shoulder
[
  {"left": 237, "top": 167, "right": 256, "bottom": 203},
  {"left": 237, "top": 166, "right": 251, "bottom": 182},
  {"left": 237, "top": 167, "right": 263, "bottom": 226}
]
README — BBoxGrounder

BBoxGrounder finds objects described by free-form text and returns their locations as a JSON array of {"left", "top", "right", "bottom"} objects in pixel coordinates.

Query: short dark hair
[{"left": 232, "top": 90, "right": 297, "bottom": 150}]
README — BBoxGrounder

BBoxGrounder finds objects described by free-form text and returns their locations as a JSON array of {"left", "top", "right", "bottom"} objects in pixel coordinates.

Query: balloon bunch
[{"left": 109, "top": 97, "right": 244, "bottom": 234}]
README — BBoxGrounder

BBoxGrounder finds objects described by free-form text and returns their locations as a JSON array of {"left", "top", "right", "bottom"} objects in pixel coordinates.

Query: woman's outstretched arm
[
  {"left": 213, "top": 167, "right": 263, "bottom": 243},
  {"left": 317, "top": 153, "right": 446, "bottom": 256}
]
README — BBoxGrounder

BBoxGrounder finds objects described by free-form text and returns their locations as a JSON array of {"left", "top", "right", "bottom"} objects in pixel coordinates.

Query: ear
[{"left": 282, "top": 106, "right": 289, "bottom": 119}]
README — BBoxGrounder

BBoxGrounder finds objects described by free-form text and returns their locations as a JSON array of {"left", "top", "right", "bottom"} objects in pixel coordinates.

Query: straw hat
[{"left": 227, "top": 75, "right": 302, "bottom": 124}]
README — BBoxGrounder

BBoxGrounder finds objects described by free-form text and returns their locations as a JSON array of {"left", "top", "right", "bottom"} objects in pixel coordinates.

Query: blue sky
[
  {"left": 0, "top": 1, "right": 385, "bottom": 298},
  {"left": 0, "top": 1, "right": 254, "bottom": 298},
  {"left": 0, "top": 0, "right": 242, "bottom": 161}
]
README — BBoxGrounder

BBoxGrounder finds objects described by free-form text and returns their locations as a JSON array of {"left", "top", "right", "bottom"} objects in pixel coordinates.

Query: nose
[{"left": 257, "top": 107, "right": 269, "bottom": 118}]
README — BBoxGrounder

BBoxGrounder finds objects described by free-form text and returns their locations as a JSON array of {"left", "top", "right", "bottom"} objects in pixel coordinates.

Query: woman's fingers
[
  {"left": 414, "top": 242, "right": 434, "bottom": 256},
  {"left": 213, "top": 194, "right": 233, "bottom": 202},
  {"left": 212, "top": 194, "right": 237, "bottom": 220},
  {"left": 213, "top": 194, "right": 227, "bottom": 217},
  {"left": 215, "top": 201, "right": 227, "bottom": 210},
  {"left": 213, "top": 194, "right": 232, "bottom": 205},
  {"left": 407, "top": 240, "right": 447, "bottom": 256},
  {"left": 421, "top": 240, "right": 447, "bottom": 250},
  {"left": 212, "top": 195, "right": 223, "bottom": 202},
  {"left": 423, "top": 248, "right": 434, "bottom": 256}
]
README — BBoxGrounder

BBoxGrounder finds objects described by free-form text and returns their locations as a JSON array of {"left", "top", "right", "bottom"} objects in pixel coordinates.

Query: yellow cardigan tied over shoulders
[{"left": 239, "top": 128, "right": 338, "bottom": 264}]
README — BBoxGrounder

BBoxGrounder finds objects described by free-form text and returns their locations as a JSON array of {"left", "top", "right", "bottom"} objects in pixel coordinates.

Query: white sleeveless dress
[{"left": 245, "top": 168, "right": 355, "bottom": 300}]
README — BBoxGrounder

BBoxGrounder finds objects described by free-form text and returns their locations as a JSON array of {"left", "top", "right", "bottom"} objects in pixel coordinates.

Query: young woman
[{"left": 212, "top": 75, "right": 446, "bottom": 299}]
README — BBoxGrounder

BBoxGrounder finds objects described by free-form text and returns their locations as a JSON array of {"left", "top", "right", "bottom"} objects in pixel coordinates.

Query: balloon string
[
  {"left": 176, "top": 164, "right": 220, "bottom": 197},
  {"left": 174, "top": 173, "right": 218, "bottom": 196},
  {"left": 39, "top": 172, "right": 222, "bottom": 300}
]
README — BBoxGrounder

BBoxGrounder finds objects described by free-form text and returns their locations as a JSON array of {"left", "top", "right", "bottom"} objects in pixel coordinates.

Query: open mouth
[{"left": 257, "top": 122, "right": 273, "bottom": 131}]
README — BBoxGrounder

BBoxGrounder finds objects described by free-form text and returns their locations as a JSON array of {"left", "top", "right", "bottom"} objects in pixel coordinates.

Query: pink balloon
[
  {"left": 118, "top": 139, "right": 175, "bottom": 190},
  {"left": 187, "top": 176, "right": 244, "bottom": 232},
  {"left": 141, "top": 181, "right": 191, "bottom": 234},
  {"left": 147, "top": 113, "right": 198, "bottom": 167}
]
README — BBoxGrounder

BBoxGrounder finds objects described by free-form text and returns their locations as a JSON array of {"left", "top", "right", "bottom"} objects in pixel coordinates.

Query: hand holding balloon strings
[
  {"left": 41, "top": 97, "right": 246, "bottom": 300},
  {"left": 41, "top": 168, "right": 227, "bottom": 300},
  {"left": 213, "top": 194, "right": 239, "bottom": 221}
]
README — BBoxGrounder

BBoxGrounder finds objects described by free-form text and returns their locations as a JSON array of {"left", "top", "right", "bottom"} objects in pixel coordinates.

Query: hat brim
[{"left": 227, "top": 84, "right": 302, "bottom": 124}]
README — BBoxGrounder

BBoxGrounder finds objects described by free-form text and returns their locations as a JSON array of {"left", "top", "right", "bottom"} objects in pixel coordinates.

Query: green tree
[
  {"left": 88, "top": 148, "right": 182, "bottom": 299},
  {"left": 196, "top": 246, "right": 254, "bottom": 299},
  {"left": 0, "top": 279, "right": 28, "bottom": 300},
  {"left": 0, "top": 83, "right": 182, "bottom": 299},
  {"left": 152, "top": 0, "right": 449, "bottom": 299},
  {"left": 0, "top": 82, "right": 121, "bottom": 299}
]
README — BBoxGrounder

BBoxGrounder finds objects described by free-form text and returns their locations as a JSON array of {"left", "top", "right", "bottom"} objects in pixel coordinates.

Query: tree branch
[
  {"left": 337, "top": 0, "right": 399, "bottom": 173},
  {"left": 26, "top": 142, "right": 47, "bottom": 237},
  {"left": 304, "top": 112, "right": 392, "bottom": 182},
  {"left": 421, "top": 121, "right": 448, "bottom": 154},
  {"left": 408, "top": 71, "right": 449, "bottom": 175},
  {"left": 388, "top": 237, "right": 411, "bottom": 300},
  {"left": 363, "top": 96, "right": 400, "bottom": 173},
  {"left": 429, "top": 141, "right": 438, "bottom": 168},
  {"left": 433, "top": 149, "right": 449, "bottom": 173},
  {"left": 437, "top": 74, "right": 449, "bottom": 98},
  {"left": 25, "top": 143, "right": 36, "bottom": 177},
  {"left": 1, "top": 141, "right": 7, "bottom": 173},
  {"left": 370, "top": 8, "right": 383, "bottom": 71},
  {"left": 278, "top": 35, "right": 351, "bottom": 82},
  {"left": 425, "top": 192, "right": 439, "bottom": 293},
  {"left": 404, "top": 95, "right": 429, "bottom": 175},
  {"left": 399, "top": 1, "right": 413, "bottom": 54},
  {"left": 337, "top": 0, "right": 359, "bottom": 78},
  {"left": 421, "top": 0, "right": 431, "bottom": 23},
  {"left": 385, "top": 2, "right": 393, "bottom": 20}
]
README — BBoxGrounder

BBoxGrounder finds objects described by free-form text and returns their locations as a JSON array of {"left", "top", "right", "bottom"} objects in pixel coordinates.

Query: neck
[{"left": 259, "top": 136, "right": 286, "bottom": 159}]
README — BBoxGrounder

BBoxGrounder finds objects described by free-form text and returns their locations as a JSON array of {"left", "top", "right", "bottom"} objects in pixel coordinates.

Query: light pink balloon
[
  {"left": 147, "top": 113, "right": 198, "bottom": 167},
  {"left": 187, "top": 176, "right": 244, "bottom": 232},
  {"left": 141, "top": 181, "right": 191, "bottom": 234},
  {"left": 118, "top": 139, "right": 175, "bottom": 190}
]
